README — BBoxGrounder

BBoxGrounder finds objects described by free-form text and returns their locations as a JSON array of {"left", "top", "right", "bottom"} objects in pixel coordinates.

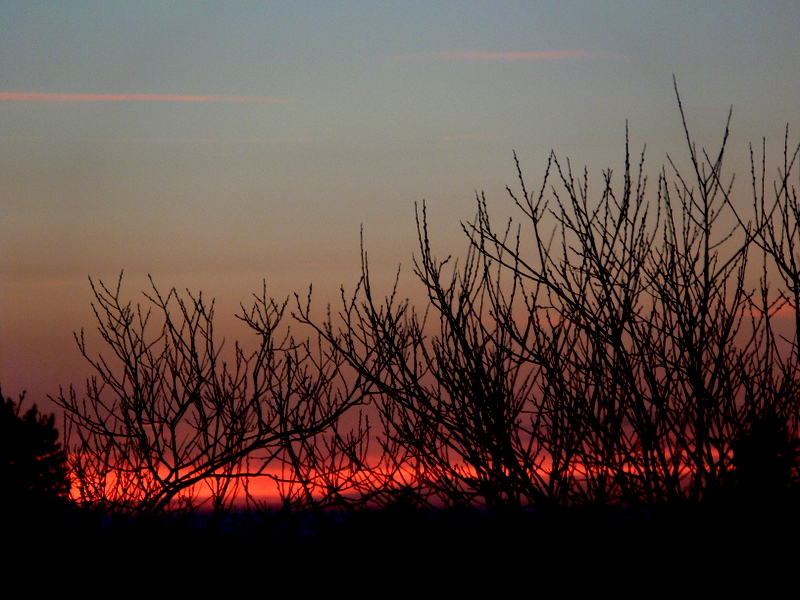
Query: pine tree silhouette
[{"left": 1, "top": 389, "right": 71, "bottom": 525}]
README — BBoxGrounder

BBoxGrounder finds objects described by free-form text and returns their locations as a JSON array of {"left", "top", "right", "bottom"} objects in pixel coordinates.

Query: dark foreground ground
[{"left": 5, "top": 500, "right": 799, "bottom": 594}]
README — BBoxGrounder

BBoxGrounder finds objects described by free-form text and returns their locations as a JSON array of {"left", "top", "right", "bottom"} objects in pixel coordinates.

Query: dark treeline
[{"left": 45, "top": 85, "right": 800, "bottom": 543}]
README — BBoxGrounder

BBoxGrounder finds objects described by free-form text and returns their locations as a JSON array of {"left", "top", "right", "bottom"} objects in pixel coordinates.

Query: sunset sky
[{"left": 1, "top": 2, "right": 799, "bottom": 405}]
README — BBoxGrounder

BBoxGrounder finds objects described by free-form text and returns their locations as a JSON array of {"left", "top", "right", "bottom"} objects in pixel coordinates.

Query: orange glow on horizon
[{"left": 65, "top": 443, "right": 745, "bottom": 512}]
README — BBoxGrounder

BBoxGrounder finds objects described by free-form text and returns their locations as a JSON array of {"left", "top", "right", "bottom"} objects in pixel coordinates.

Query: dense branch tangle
[
  {"left": 56, "top": 275, "right": 366, "bottom": 517},
  {"left": 461, "top": 86, "right": 798, "bottom": 508},
  {"left": 56, "top": 83, "right": 800, "bottom": 518}
]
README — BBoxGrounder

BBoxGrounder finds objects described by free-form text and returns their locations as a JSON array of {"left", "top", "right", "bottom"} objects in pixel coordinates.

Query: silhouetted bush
[
  {"left": 727, "top": 411, "right": 800, "bottom": 510},
  {"left": 52, "top": 275, "right": 369, "bottom": 521},
  {"left": 52, "top": 83, "right": 800, "bottom": 537},
  {"left": 297, "top": 81, "right": 800, "bottom": 516}
]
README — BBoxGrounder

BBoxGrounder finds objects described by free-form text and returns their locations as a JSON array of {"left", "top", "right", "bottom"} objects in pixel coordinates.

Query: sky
[{"left": 1, "top": 1, "right": 799, "bottom": 406}]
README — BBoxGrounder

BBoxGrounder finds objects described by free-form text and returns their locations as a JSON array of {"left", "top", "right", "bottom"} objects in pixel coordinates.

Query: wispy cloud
[
  {"left": 0, "top": 92, "right": 295, "bottom": 102},
  {"left": 106, "top": 137, "right": 312, "bottom": 144},
  {"left": 642, "top": 105, "right": 730, "bottom": 113},
  {"left": 393, "top": 50, "right": 624, "bottom": 61},
  {"left": 0, "top": 279, "right": 78, "bottom": 289},
  {"left": 441, "top": 134, "right": 487, "bottom": 140},
  {"left": 0, "top": 135, "right": 312, "bottom": 145}
]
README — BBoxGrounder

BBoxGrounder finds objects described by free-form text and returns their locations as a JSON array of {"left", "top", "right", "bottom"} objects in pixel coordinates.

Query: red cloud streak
[
  {"left": 0, "top": 92, "right": 294, "bottom": 102},
  {"left": 397, "top": 49, "right": 622, "bottom": 61}
]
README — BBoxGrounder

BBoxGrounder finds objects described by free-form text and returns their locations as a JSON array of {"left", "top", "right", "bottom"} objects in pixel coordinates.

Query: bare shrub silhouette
[
  {"left": 293, "top": 215, "right": 548, "bottom": 514},
  {"left": 53, "top": 83, "right": 799, "bottom": 533},
  {"left": 462, "top": 84, "right": 800, "bottom": 511},
  {"left": 297, "top": 81, "right": 800, "bottom": 515},
  {"left": 54, "top": 275, "right": 368, "bottom": 521}
]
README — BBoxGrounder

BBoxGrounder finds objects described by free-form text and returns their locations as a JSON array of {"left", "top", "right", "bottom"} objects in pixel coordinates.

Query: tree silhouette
[{"left": 1, "top": 389, "right": 71, "bottom": 523}]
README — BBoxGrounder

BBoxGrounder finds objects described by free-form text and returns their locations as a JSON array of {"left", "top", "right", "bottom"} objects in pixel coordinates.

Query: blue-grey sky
[{"left": 1, "top": 1, "right": 798, "bottom": 402}]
